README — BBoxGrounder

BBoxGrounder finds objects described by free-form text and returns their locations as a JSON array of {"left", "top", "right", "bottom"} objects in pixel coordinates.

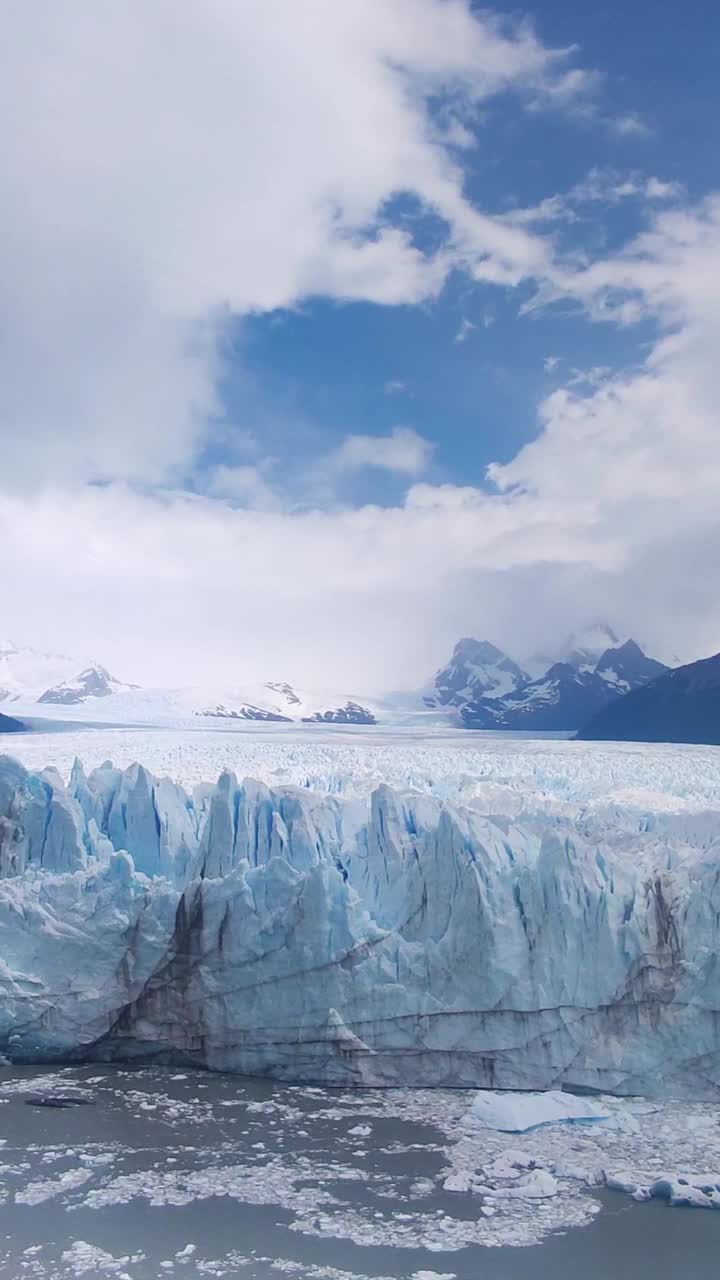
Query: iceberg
[
  {"left": 2, "top": 751, "right": 720, "bottom": 1095},
  {"left": 466, "top": 1090, "right": 611, "bottom": 1133}
]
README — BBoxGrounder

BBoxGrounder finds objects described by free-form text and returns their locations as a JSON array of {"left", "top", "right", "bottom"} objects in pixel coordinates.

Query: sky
[{"left": 1, "top": 0, "right": 720, "bottom": 691}]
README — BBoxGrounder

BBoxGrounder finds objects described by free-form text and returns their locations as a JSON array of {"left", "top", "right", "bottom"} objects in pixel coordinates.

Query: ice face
[{"left": 2, "top": 749, "right": 720, "bottom": 1096}]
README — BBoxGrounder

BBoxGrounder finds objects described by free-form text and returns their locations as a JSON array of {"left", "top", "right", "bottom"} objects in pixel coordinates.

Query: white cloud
[
  {"left": 0, "top": 0, "right": 588, "bottom": 491},
  {"left": 484, "top": 195, "right": 720, "bottom": 661},
  {"left": 2, "top": 6, "right": 719, "bottom": 684},
  {"left": 203, "top": 464, "right": 280, "bottom": 510},
  {"left": 611, "top": 112, "right": 651, "bottom": 137},
  {"left": 504, "top": 166, "right": 682, "bottom": 226},
  {"left": 454, "top": 317, "right": 477, "bottom": 343},
  {"left": 329, "top": 428, "right": 433, "bottom": 477},
  {"left": 0, "top": 479, "right": 621, "bottom": 689}
]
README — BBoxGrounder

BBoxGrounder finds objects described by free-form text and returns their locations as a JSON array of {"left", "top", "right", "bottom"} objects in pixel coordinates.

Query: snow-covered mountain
[
  {"left": 419, "top": 627, "right": 666, "bottom": 732},
  {"left": 0, "top": 642, "right": 135, "bottom": 707},
  {"left": 301, "top": 700, "right": 377, "bottom": 725},
  {"left": 423, "top": 638, "right": 528, "bottom": 708},
  {"left": 461, "top": 639, "right": 669, "bottom": 731},
  {"left": 38, "top": 664, "right": 137, "bottom": 705},
  {"left": 0, "top": 640, "right": 89, "bottom": 704},
  {"left": 593, "top": 637, "right": 668, "bottom": 691},
  {"left": 578, "top": 649, "right": 720, "bottom": 744},
  {"left": 414, "top": 630, "right": 668, "bottom": 732},
  {"left": 3, "top": 752, "right": 720, "bottom": 1095},
  {"left": 2, "top": 641, "right": 380, "bottom": 725},
  {"left": 196, "top": 690, "right": 377, "bottom": 725},
  {"left": 462, "top": 661, "right": 610, "bottom": 731},
  {"left": 16, "top": 675, "right": 382, "bottom": 728},
  {"left": 4, "top": 629, "right": 668, "bottom": 733}
]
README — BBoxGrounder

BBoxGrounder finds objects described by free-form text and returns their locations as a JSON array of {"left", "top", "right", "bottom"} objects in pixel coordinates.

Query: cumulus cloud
[
  {"left": 0, "top": 0, "right": 584, "bottom": 490},
  {"left": 2, "top": 4, "right": 719, "bottom": 685},
  {"left": 329, "top": 428, "right": 434, "bottom": 478},
  {"left": 202, "top": 464, "right": 280, "bottom": 510}
]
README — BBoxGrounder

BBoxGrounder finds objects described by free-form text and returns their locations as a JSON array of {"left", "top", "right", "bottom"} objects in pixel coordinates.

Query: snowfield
[{"left": 2, "top": 727, "right": 720, "bottom": 1098}]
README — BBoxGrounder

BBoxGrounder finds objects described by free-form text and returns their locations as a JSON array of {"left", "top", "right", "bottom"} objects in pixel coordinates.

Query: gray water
[{"left": 0, "top": 1066, "right": 718, "bottom": 1279}]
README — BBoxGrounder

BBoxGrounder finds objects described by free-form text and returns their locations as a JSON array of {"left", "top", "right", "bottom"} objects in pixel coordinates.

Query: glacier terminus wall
[{"left": 2, "top": 751, "right": 720, "bottom": 1097}]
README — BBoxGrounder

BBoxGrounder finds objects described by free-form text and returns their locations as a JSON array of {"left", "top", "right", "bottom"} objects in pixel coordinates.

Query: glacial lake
[{"left": 1, "top": 1067, "right": 719, "bottom": 1279}]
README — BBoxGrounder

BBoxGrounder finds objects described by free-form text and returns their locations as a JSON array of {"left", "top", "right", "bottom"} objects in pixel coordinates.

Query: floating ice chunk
[
  {"left": 607, "top": 1171, "right": 720, "bottom": 1209},
  {"left": 467, "top": 1090, "right": 612, "bottom": 1133},
  {"left": 15, "top": 1167, "right": 92, "bottom": 1205},
  {"left": 496, "top": 1169, "right": 559, "bottom": 1199},
  {"left": 60, "top": 1240, "right": 137, "bottom": 1275},
  {"left": 443, "top": 1172, "right": 474, "bottom": 1193}
]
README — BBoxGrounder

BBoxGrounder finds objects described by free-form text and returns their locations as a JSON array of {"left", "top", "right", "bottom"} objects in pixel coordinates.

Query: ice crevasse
[{"left": 1, "top": 752, "right": 720, "bottom": 1096}]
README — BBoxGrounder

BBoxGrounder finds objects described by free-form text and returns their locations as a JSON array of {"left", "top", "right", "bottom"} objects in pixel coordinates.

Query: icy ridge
[{"left": 2, "top": 753, "right": 720, "bottom": 1095}]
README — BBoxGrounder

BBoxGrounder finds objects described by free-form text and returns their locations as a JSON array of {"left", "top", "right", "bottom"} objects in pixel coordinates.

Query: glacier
[{"left": 2, "top": 749, "right": 720, "bottom": 1096}]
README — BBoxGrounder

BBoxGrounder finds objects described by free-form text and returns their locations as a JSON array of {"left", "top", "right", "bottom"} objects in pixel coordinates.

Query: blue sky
[{"left": 2, "top": 1, "right": 720, "bottom": 687}]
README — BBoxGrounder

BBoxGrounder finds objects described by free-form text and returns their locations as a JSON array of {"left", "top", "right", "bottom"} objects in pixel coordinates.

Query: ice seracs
[{"left": 2, "top": 750, "right": 720, "bottom": 1095}]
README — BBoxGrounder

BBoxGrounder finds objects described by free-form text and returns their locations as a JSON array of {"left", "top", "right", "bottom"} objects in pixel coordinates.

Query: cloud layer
[{"left": 1, "top": 3, "right": 718, "bottom": 686}]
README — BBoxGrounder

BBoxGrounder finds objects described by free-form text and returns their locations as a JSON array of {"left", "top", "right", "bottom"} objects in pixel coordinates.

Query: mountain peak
[
  {"left": 578, "top": 649, "right": 720, "bottom": 743},
  {"left": 611, "top": 638, "right": 644, "bottom": 658},
  {"left": 38, "top": 664, "right": 135, "bottom": 705},
  {"left": 452, "top": 638, "right": 505, "bottom": 664},
  {"left": 427, "top": 637, "right": 528, "bottom": 709},
  {"left": 594, "top": 640, "right": 668, "bottom": 691}
]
